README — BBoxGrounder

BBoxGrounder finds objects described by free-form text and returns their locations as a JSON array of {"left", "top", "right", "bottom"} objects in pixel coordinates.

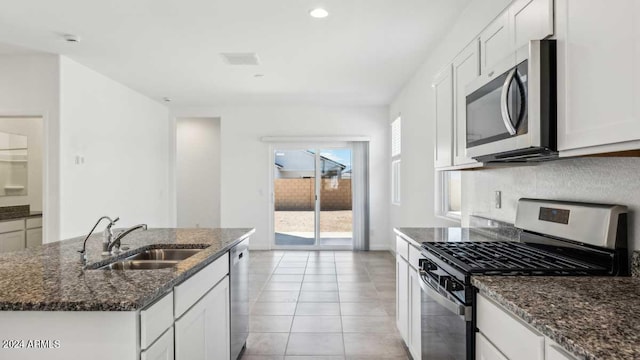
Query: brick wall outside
[{"left": 275, "top": 178, "right": 352, "bottom": 211}]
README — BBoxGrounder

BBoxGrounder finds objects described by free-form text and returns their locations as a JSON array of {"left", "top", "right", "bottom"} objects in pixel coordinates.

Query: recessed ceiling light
[
  {"left": 163, "top": 97, "right": 172, "bottom": 103},
  {"left": 309, "top": 8, "right": 329, "bottom": 19},
  {"left": 62, "top": 34, "right": 81, "bottom": 43},
  {"left": 254, "top": 74, "right": 264, "bottom": 78}
]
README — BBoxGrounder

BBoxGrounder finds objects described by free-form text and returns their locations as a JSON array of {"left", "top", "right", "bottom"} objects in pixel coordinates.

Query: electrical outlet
[{"left": 495, "top": 191, "right": 502, "bottom": 209}]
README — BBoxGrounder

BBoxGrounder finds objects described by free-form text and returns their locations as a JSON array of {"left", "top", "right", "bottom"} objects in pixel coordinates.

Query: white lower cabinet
[
  {"left": 142, "top": 327, "right": 175, "bottom": 360},
  {"left": 175, "top": 276, "right": 230, "bottom": 360},
  {"left": 476, "top": 293, "right": 580, "bottom": 360},
  {"left": 0, "top": 230, "right": 25, "bottom": 252},
  {"left": 395, "top": 254, "right": 409, "bottom": 341},
  {"left": 407, "top": 266, "right": 422, "bottom": 360},
  {"left": 396, "top": 236, "right": 422, "bottom": 360},
  {"left": 545, "top": 341, "right": 578, "bottom": 360},
  {"left": 476, "top": 333, "right": 508, "bottom": 360}
]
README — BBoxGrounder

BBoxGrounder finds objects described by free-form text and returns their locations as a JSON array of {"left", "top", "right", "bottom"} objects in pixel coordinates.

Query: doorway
[{"left": 272, "top": 145, "right": 354, "bottom": 249}]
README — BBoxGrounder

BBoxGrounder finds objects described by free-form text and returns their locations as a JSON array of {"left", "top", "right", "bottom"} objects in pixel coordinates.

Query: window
[
  {"left": 391, "top": 116, "right": 401, "bottom": 205},
  {"left": 437, "top": 171, "right": 462, "bottom": 220}
]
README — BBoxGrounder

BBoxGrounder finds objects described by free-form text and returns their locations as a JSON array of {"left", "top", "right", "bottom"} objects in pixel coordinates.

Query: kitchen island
[{"left": 0, "top": 227, "right": 254, "bottom": 360}]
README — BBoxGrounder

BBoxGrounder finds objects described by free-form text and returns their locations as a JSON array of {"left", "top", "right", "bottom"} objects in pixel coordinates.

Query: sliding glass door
[{"left": 273, "top": 147, "right": 353, "bottom": 249}]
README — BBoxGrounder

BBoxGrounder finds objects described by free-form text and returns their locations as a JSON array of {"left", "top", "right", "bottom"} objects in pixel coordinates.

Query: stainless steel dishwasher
[{"left": 230, "top": 238, "right": 249, "bottom": 360}]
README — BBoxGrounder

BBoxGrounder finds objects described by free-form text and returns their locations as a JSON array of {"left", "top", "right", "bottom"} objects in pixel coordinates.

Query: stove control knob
[
  {"left": 419, "top": 259, "right": 437, "bottom": 271},
  {"left": 444, "top": 277, "right": 463, "bottom": 291}
]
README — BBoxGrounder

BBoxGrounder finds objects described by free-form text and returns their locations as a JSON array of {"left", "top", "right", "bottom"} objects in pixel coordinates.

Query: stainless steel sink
[
  {"left": 99, "top": 260, "right": 179, "bottom": 270},
  {"left": 96, "top": 248, "right": 203, "bottom": 270},
  {"left": 125, "top": 249, "right": 202, "bottom": 261}
]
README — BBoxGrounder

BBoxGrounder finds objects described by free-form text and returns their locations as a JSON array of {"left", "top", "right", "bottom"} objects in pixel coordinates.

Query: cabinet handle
[{"left": 488, "top": 70, "right": 495, "bottom": 77}]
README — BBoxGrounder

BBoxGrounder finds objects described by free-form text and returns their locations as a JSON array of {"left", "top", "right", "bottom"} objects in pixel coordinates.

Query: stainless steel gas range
[{"left": 417, "top": 198, "right": 629, "bottom": 360}]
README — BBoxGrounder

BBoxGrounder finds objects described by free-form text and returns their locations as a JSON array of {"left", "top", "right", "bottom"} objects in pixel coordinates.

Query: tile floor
[{"left": 241, "top": 250, "right": 409, "bottom": 360}]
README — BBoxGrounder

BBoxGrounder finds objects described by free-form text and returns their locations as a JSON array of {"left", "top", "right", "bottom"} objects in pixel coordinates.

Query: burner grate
[{"left": 422, "top": 242, "right": 607, "bottom": 275}]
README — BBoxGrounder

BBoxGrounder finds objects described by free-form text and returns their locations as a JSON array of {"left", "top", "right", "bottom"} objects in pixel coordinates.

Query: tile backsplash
[{"left": 462, "top": 157, "right": 640, "bottom": 250}]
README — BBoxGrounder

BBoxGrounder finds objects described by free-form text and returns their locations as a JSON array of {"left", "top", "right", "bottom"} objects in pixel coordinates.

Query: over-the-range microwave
[{"left": 465, "top": 40, "right": 557, "bottom": 163}]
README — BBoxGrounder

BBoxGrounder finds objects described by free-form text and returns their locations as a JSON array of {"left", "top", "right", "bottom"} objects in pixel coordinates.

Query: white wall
[
  {"left": 171, "top": 105, "right": 390, "bottom": 250},
  {"left": 0, "top": 117, "right": 43, "bottom": 209},
  {"left": 176, "top": 117, "right": 221, "bottom": 228},
  {"left": 463, "top": 158, "right": 640, "bottom": 250},
  {"left": 0, "top": 54, "right": 60, "bottom": 243},
  {"left": 59, "top": 57, "right": 172, "bottom": 238},
  {"left": 389, "top": 0, "right": 512, "bottom": 246}
]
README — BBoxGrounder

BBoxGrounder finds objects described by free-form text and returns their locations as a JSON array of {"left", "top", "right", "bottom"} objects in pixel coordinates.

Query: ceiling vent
[{"left": 220, "top": 52, "right": 260, "bottom": 66}]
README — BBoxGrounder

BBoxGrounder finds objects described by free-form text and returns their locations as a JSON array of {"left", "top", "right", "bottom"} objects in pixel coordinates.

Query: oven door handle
[
  {"left": 500, "top": 68, "right": 518, "bottom": 136},
  {"left": 419, "top": 270, "right": 472, "bottom": 321}
]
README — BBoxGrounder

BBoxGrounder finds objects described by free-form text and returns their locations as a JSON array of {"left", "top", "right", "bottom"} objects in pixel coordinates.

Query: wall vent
[{"left": 220, "top": 52, "right": 260, "bottom": 66}]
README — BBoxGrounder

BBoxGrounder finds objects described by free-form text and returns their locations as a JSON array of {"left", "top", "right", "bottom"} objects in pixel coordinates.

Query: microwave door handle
[{"left": 500, "top": 68, "right": 518, "bottom": 136}]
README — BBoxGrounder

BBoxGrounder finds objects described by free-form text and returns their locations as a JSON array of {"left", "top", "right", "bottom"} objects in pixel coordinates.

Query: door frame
[{"left": 268, "top": 142, "right": 354, "bottom": 250}]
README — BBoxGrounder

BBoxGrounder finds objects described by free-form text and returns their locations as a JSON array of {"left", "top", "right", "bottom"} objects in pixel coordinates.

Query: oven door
[{"left": 419, "top": 270, "right": 473, "bottom": 360}]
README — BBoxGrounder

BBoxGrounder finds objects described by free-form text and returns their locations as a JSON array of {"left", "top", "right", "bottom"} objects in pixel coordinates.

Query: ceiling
[{"left": 0, "top": 0, "right": 470, "bottom": 106}]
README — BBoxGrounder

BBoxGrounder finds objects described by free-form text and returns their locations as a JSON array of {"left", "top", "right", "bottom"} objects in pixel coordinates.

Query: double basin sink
[{"left": 98, "top": 248, "right": 203, "bottom": 270}]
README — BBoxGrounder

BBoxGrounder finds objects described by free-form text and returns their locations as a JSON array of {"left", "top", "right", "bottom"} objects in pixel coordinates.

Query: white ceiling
[{"left": 0, "top": 0, "right": 470, "bottom": 106}]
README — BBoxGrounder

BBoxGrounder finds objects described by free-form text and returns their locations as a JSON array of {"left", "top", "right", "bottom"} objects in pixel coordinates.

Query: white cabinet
[
  {"left": 545, "top": 341, "right": 578, "bottom": 360},
  {"left": 395, "top": 254, "right": 409, "bottom": 341},
  {"left": 0, "top": 230, "right": 25, "bottom": 252},
  {"left": 141, "top": 328, "right": 175, "bottom": 360},
  {"left": 433, "top": 65, "right": 454, "bottom": 168},
  {"left": 476, "top": 293, "right": 544, "bottom": 360},
  {"left": 26, "top": 228, "right": 42, "bottom": 248},
  {"left": 175, "top": 276, "right": 230, "bottom": 360},
  {"left": 452, "top": 40, "right": 481, "bottom": 166},
  {"left": 480, "top": 11, "right": 513, "bottom": 78},
  {"left": 556, "top": 0, "right": 640, "bottom": 155},
  {"left": 512, "top": 0, "right": 554, "bottom": 60},
  {"left": 476, "top": 333, "right": 509, "bottom": 360},
  {"left": 407, "top": 266, "right": 422, "bottom": 360}
]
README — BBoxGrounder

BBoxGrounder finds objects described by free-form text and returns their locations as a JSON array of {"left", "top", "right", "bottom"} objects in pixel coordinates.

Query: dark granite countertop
[
  {"left": 0, "top": 228, "right": 254, "bottom": 311},
  {"left": 473, "top": 276, "right": 640, "bottom": 360}
]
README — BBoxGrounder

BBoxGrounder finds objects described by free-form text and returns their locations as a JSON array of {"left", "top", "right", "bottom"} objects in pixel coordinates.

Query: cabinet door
[
  {"left": 511, "top": 0, "right": 554, "bottom": 60},
  {"left": 480, "top": 11, "right": 514, "bottom": 78},
  {"left": 175, "top": 276, "right": 230, "bottom": 360},
  {"left": 0, "top": 230, "right": 25, "bottom": 253},
  {"left": 26, "top": 228, "right": 43, "bottom": 248},
  {"left": 546, "top": 341, "right": 578, "bottom": 360},
  {"left": 141, "top": 327, "right": 174, "bottom": 360},
  {"left": 452, "top": 40, "right": 481, "bottom": 166},
  {"left": 395, "top": 254, "right": 409, "bottom": 342},
  {"left": 433, "top": 65, "right": 454, "bottom": 168},
  {"left": 556, "top": 0, "right": 640, "bottom": 154},
  {"left": 408, "top": 268, "right": 422, "bottom": 360},
  {"left": 476, "top": 333, "right": 509, "bottom": 360}
]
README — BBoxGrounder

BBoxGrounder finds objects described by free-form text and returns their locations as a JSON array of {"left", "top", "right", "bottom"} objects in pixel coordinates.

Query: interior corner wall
[
  {"left": 388, "top": 0, "right": 512, "bottom": 249},
  {"left": 59, "top": 56, "right": 171, "bottom": 239},
  {"left": 0, "top": 54, "right": 60, "bottom": 243},
  {"left": 176, "top": 117, "right": 221, "bottom": 228},
  {"left": 170, "top": 105, "right": 390, "bottom": 251}
]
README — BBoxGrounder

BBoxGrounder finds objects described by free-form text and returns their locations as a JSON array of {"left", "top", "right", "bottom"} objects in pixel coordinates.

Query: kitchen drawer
[
  {"left": 26, "top": 217, "right": 42, "bottom": 229},
  {"left": 396, "top": 236, "right": 409, "bottom": 260},
  {"left": 477, "top": 293, "right": 544, "bottom": 360},
  {"left": 140, "top": 291, "right": 174, "bottom": 350},
  {"left": 174, "top": 252, "right": 229, "bottom": 318},
  {"left": 408, "top": 245, "right": 422, "bottom": 270},
  {"left": 141, "top": 326, "right": 174, "bottom": 360},
  {"left": 0, "top": 230, "right": 25, "bottom": 252},
  {"left": 0, "top": 219, "right": 24, "bottom": 234}
]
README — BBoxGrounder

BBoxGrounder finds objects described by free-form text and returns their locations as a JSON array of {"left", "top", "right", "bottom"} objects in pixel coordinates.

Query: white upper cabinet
[
  {"left": 480, "top": 11, "right": 514, "bottom": 79},
  {"left": 452, "top": 40, "right": 481, "bottom": 166},
  {"left": 433, "top": 65, "right": 454, "bottom": 169},
  {"left": 556, "top": 0, "right": 640, "bottom": 155},
  {"left": 511, "top": 0, "right": 554, "bottom": 61}
]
